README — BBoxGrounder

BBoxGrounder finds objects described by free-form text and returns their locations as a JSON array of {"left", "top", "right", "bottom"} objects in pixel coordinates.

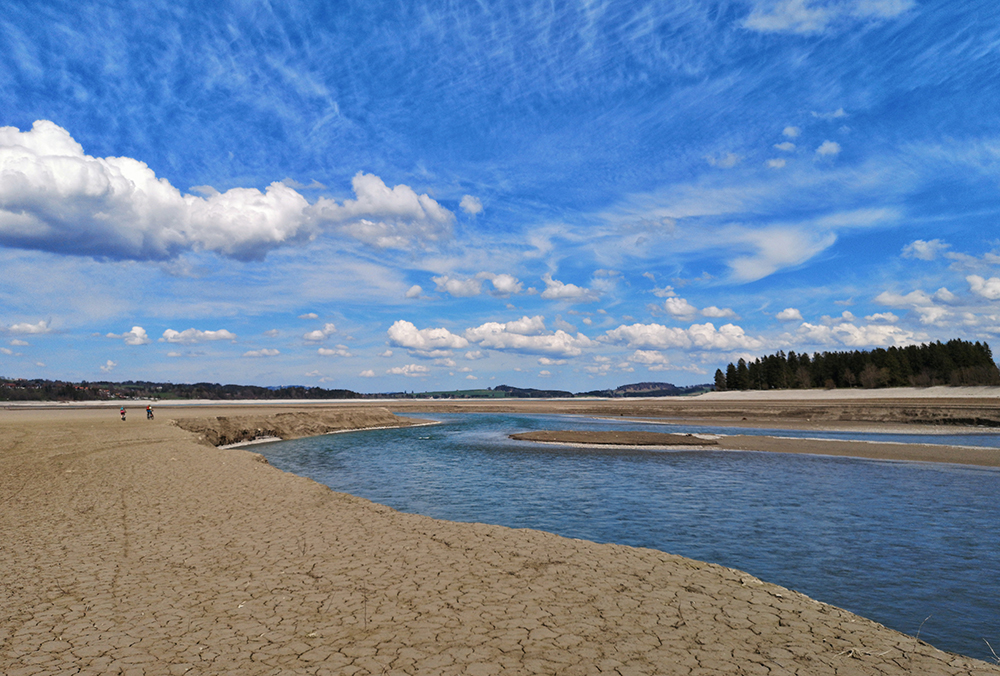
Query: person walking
[
  {"left": 120, "top": 406, "right": 126, "bottom": 422},
  {"left": 146, "top": 405, "right": 154, "bottom": 420}
]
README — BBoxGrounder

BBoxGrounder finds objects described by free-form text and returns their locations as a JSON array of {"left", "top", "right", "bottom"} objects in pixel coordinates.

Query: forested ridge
[
  {"left": 0, "top": 379, "right": 360, "bottom": 402},
  {"left": 714, "top": 339, "right": 1000, "bottom": 391}
]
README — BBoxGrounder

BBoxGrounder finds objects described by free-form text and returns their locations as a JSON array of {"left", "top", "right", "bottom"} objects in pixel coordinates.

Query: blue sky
[{"left": 2, "top": 0, "right": 999, "bottom": 391}]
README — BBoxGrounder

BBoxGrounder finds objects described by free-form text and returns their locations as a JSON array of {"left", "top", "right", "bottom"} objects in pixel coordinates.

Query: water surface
[{"left": 257, "top": 412, "right": 1000, "bottom": 662}]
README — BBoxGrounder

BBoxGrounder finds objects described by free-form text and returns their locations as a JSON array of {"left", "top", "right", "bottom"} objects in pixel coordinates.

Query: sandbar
[
  {"left": 2, "top": 400, "right": 999, "bottom": 675},
  {"left": 509, "top": 429, "right": 1000, "bottom": 467}
]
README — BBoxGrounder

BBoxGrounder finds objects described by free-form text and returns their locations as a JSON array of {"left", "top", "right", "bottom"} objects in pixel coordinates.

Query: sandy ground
[{"left": 3, "top": 401, "right": 1000, "bottom": 675}]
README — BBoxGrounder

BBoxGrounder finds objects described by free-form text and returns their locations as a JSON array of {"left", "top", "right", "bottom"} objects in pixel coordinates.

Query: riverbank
[{"left": 2, "top": 403, "right": 999, "bottom": 675}]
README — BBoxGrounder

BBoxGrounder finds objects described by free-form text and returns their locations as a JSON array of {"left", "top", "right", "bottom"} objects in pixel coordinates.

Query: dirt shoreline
[{"left": 3, "top": 401, "right": 999, "bottom": 675}]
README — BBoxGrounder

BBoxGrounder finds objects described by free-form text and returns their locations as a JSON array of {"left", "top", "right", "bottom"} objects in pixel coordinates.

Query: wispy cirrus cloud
[{"left": 743, "top": 0, "right": 914, "bottom": 35}]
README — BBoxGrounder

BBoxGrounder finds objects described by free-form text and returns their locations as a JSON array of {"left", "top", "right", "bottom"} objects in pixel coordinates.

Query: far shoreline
[{"left": 5, "top": 390, "right": 1000, "bottom": 467}]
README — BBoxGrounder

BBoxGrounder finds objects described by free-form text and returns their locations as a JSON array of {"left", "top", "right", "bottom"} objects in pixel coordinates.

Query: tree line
[
  {"left": 0, "top": 378, "right": 361, "bottom": 402},
  {"left": 714, "top": 339, "right": 1000, "bottom": 391}
]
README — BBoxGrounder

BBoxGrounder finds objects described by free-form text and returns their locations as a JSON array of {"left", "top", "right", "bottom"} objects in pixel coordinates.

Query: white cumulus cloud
[
  {"left": 630, "top": 350, "right": 673, "bottom": 371},
  {"left": 432, "top": 275, "right": 482, "bottom": 297},
  {"left": 604, "top": 322, "right": 762, "bottom": 351},
  {"left": 480, "top": 272, "right": 524, "bottom": 296},
  {"left": 387, "top": 364, "right": 430, "bottom": 377},
  {"left": 243, "top": 348, "right": 280, "bottom": 357},
  {"left": 0, "top": 121, "right": 312, "bottom": 261},
  {"left": 816, "top": 140, "right": 841, "bottom": 156},
  {"left": 968, "top": 275, "right": 1000, "bottom": 301},
  {"left": 538, "top": 357, "right": 567, "bottom": 365},
  {"left": 465, "top": 317, "right": 593, "bottom": 357},
  {"left": 106, "top": 326, "right": 151, "bottom": 345},
  {"left": 797, "top": 321, "right": 916, "bottom": 347},
  {"left": 875, "top": 288, "right": 955, "bottom": 324},
  {"left": 902, "top": 239, "right": 949, "bottom": 260},
  {"left": 311, "top": 172, "right": 453, "bottom": 249},
  {"left": 776, "top": 308, "right": 803, "bottom": 321},
  {"left": 160, "top": 328, "right": 237, "bottom": 344},
  {"left": 865, "top": 312, "right": 899, "bottom": 322},
  {"left": 8, "top": 319, "right": 51, "bottom": 335},
  {"left": 688, "top": 323, "right": 764, "bottom": 350},
  {"left": 664, "top": 297, "right": 698, "bottom": 319},
  {"left": 429, "top": 272, "right": 523, "bottom": 298},
  {"left": 303, "top": 323, "right": 337, "bottom": 341},
  {"left": 540, "top": 274, "right": 599, "bottom": 302},
  {"left": 0, "top": 121, "right": 455, "bottom": 261},
  {"left": 100, "top": 359, "right": 117, "bottom": 373},
  {"left": 459, "top": 195, "right": 483, "bottom": 215},
  {"left": 388, "top": 320, "right": 469, "bottom": 356}
]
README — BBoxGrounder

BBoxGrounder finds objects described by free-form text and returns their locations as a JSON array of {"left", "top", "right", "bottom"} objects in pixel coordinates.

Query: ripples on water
[{"left": 257, "top": 413, "right": 1000, "bottom": 662}]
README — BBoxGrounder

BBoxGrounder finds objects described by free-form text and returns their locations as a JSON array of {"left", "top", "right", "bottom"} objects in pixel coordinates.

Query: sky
[{"left": 1, "top": 0, "right": 1000, "bottom": 392}]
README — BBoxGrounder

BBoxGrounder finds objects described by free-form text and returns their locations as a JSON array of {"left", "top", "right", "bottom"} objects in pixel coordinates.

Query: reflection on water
[{"left": 257, "top": 412, "right": 1000, "bottom": 662}]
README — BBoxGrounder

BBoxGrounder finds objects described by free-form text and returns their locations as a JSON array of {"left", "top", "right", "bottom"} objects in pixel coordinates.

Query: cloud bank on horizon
[{"left": 1, "top": 0, "right": 1000, "bottom": 390}]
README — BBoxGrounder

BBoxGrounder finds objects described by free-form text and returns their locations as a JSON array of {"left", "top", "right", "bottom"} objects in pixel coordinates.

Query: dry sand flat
[{"left": 3, "top": 405, "right": 1000, "bottom": 675}]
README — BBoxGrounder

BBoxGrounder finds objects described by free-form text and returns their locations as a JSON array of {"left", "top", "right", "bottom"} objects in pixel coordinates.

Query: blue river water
[{"left": 255, "top": 412, "right": 1000, "bottom": 662}]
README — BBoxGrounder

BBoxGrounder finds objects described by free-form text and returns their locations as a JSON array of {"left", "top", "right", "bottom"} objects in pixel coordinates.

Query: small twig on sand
[
  {"left": 916, "top": 615, "right": 932, "bottom": 642},
  {"left": 984, "top": 639, "right": 1000, "bottom": 664},
  {"left": 357, "top": 585, "right": 370, "bottom": 629}
]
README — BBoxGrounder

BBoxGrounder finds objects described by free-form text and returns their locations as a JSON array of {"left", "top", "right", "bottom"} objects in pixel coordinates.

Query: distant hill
[
  {"left": 2, "top": 377, "right": 710, "bottom": 402},
  {"left": 577, "top": 381, "right": 713, "bottom": 398},
  {"left": 492, "top": 384, "right": 575, "bottom": 398},
  {"left": 399, "top": 382, "right": 711, "bottom": 399}
]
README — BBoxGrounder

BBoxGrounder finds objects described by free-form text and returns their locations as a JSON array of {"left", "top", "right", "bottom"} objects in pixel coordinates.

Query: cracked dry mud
[{"left": 2, "top": 407, "right": 998, "bottom": 675}]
